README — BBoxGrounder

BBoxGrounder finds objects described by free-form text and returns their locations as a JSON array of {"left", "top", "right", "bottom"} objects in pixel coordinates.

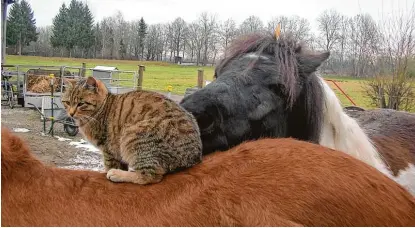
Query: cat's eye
[
  {"left": 78, "top": 101, "right": 92, "bottom": 106},
  {"left": 62, "top": 101, "right": 70, "bottom": 106}
]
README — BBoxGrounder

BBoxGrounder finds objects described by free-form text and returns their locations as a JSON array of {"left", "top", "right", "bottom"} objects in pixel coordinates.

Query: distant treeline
[{"left": 6, "top": 0, "right": 415, "bottom": 78}]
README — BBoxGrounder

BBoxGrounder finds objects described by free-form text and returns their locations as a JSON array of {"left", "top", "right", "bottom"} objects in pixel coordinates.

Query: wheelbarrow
[{"left": 28, "top": 102, "right": 79, "bottom": 137}]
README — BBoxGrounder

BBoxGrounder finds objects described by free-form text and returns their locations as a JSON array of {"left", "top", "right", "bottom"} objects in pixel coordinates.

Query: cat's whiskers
[
  {"left": 77, "top": 101, "right": 108, "bottom": 126},
  {"left": 78, "top": 114, "right": 99, "bottom": 125}
]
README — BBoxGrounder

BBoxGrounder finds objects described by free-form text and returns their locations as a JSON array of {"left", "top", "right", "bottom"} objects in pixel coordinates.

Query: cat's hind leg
[
  {"left": 102, "top": 149, "right": 128, "bottom": 171},
  {"left": 114, "top": 124, "right": 169, "bottom": 185}
]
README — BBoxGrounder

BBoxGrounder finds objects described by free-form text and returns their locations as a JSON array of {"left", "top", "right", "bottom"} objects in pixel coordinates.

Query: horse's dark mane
[{"left": 215, "top": 32, "right": 301, "bottom": 107}]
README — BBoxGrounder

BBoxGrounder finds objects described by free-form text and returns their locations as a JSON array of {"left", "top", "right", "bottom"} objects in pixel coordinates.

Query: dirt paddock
[{"left": 1, "top": 105, "right": 104, "bottom": 170}]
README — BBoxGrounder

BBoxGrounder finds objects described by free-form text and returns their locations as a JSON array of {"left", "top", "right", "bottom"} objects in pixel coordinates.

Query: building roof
[{"left": 92, "top": 66, "right": 118, "bottom": 72}]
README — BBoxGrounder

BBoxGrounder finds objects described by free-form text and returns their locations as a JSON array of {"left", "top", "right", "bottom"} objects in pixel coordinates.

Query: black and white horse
[{"left": 180, "top": 33, "right": 414, "bottom": 195}]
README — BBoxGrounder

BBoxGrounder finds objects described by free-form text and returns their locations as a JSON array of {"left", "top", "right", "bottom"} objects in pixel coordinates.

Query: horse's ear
[{"left": 297, "top": 51, "right": 330, "bottom": 74}]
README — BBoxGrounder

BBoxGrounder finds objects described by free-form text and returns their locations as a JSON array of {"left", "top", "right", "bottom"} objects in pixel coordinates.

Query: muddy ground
[{"left": 1, "top": 92, "right": 184, "bottom": 171}]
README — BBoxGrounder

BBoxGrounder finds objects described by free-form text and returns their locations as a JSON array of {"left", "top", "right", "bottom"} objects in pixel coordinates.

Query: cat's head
[{"left": 61, "top": 76, "right": 109, "bottom": 120}]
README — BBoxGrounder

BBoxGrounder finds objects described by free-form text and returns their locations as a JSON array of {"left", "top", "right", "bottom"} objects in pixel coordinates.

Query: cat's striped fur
[{"left": 61, "top": 77, "right": 202, "bottom": 185}]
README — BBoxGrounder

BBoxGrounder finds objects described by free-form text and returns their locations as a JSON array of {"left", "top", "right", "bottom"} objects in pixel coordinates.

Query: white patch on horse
[
  {"left": 395, "top": 164, "right": 415, "bottom": 195},
  {"left": 317, "top": 76, "right": 391, "bottom": 177}
]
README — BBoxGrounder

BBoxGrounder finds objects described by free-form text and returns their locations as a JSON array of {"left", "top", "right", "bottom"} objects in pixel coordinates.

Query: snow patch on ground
[
  {"left": 69, "top": 139, "right": 101, "bottom": 154},
  {"left": 59, "top": 150, "right": 104, "bottom": 171},
  {"left": 54, "top": 136, "right": 72, "bottom": 141},
  {"left": 12, "top": 128, "right": 30, "bottom": 133}
]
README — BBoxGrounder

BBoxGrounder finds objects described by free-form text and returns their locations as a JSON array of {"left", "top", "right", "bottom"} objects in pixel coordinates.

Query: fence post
[
  {"left": 137, "top": 65, "right": 145, "bottom": 90},
  {"left": 197, "top": 69, "right": 204, "bottom": 88},
  {"left": 81, "top": 62, "right": 86, "bottom": 77}
]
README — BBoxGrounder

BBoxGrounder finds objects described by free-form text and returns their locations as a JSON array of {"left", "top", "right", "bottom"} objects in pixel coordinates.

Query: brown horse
[
  {"left": 2, "top": 127, "right": 415, "bottom": 227},
  {"left": 344, "top": 107, "right": 415, "bottom": 194}
]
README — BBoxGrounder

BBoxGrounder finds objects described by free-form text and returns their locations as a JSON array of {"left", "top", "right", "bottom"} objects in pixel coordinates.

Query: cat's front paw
[{"left": 106, "top": 169, "right": 126, "bottom": 183}]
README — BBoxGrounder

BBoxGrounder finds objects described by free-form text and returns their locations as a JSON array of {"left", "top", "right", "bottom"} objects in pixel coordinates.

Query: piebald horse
[
  {"left": 2, "top": 127, "right": 415, "bottom": 226},
  {"left": 344, "top": 107, "right": 415, "bottom": 194},
  {"left": 180, "top": 33, "right": 414, "bottom": 194}
]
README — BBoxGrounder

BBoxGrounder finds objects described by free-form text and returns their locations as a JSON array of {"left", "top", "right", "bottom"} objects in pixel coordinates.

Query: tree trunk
[
  {"left": 18, "top": 33, "right": 22, "bottom": 55},
  {"left": 196, "top": 49, "right": 201, "bottom": 66},
  {"left": 141, "top": 47, "right": 144, "bottom": 60},
  {"left": 379, "top": 87, "right": 386, "bottom": 108},
  {"left": 213, "top": 51, "right": 217, "bottom": 65}
]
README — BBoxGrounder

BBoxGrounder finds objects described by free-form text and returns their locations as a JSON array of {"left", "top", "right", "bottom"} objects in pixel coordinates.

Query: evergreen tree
[
  {"left": 6, "top": 2, "right": 20, "bottom": 47},
  {"left": 50, "top": 0, "right": 95, "bottom": 57},
  {"left": 6, "top": 0, "right": 38, "bottom": 55},
  {"left": 138, "top": 17, "right": 147, "bottom": 59},
  {"left": 65, "top": 0, "right": 83, "bottom": 57},
  {"left": 50, "top": 3, "right": 69, "bottom": 53},
  {"left": 80, "top": 3, "right": 95, "bottom": 51}
]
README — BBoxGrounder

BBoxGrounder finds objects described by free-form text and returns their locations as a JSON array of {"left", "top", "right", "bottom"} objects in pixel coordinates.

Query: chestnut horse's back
[
  {"left": 199, "top": 138, "right": 415, "bottom": 226},
  {"left": 1, "top": 127, "right": 415, "bottom": 226}
]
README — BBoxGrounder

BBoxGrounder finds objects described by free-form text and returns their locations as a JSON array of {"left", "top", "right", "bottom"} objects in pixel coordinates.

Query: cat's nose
[{"left": 69, "top": 108, "right": 76, "bottom": 117}]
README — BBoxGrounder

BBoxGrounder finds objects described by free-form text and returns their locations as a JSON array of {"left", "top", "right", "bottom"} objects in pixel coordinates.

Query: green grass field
[{"left": 1, "top": 55, "right": 398, "bottom": 110}]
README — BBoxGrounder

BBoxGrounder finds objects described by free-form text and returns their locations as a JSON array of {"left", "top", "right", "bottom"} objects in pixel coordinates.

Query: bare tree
[
  {"left": 336, "top": 15, "right": 349, "bottom": 74},
  {"left": 267, "top": 15, "right": 311, "bottom": 42},
  {"left": 347, "top": 14, "right": 380, "bottom": 77},
  {"left": 130, "top": 20, "right": 140, "bottom": 58},
  {"left": 187, "top": 22, "right": 204, "bottom": 64},
  {"left": 112, "top": 11, "right": 127, "bottom": 60},
  {"left": 219, "top": 18, "right": 237, "bottom": 55},
  {"left": 145, "top": 24, "right": 165, "bottom": 61},
  {"left": 184, "top": 23, "right": 196, "bottom": 62},
  {"left": 316, "top": 9, "right": 343, "bottom": 51},
  {"left": 209, "top": 28, "right": 221, "bottom": 64},
  {"left": 239, "top": 15, "right": 264, "bottom": 35},
  {"left": 171, "top": 17, "right": 187, "bottom": 59},
  {"left": 198, "top": 12, "right": 217, "bottom": 65},
  {"left": 364, "top": 3, "right": 415, "bottom": 111},
  {"left": 100, "top": 18, "right": 115, "bottom": 59},
  {"left": 315, "top": 10, "right": 346, "bottom": 74},
  {"left": 27, "top": 26, "right": 54, "bottom": 56}
]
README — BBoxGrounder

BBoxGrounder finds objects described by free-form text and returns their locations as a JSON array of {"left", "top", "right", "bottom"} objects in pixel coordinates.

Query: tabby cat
[{"left": 61, "top": 76, "right": 202, "bottom": 185}]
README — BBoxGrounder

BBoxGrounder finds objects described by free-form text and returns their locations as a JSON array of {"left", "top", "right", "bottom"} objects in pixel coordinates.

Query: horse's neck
[{"left": 317, "top": 77, "right": 391, "bottom": 176}]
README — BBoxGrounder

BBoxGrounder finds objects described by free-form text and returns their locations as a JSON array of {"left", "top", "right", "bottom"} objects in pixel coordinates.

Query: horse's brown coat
[
  {"left": 345, "top": 108, "right": 415, "bottom": 175},
  {"left": 2, "top": 127, "right": 415, "bottom": 226}
]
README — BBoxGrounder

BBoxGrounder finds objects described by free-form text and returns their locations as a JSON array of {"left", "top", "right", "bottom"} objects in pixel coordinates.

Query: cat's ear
[
  {"left": 86, "top": 76, "right": 97, "bottom": 87},
  {"left": 84, "top": 76, "right": 98, "bottom": 91},
  {"left": 63, "top": 78, "right": 76, "bottom": 89}
]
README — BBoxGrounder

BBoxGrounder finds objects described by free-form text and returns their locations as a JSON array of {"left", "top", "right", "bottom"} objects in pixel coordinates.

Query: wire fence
[{"left": 2, "top": 63, "right": 414, "bottom": 112}]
